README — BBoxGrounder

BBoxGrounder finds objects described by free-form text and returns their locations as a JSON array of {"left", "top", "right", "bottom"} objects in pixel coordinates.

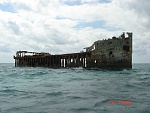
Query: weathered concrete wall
[{"left": 85, "top": 32, "right": 132, "bottom": 68}]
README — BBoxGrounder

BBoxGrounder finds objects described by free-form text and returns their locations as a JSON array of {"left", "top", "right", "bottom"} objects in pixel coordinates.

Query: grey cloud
[
  {"left": 127, "top": 0, "right": 150, "bottom": 16},
  {"left": 125, "top": 0, "right": 150, "bottom": 29},
  {"left": 45, "top": 28, "right": 78, "bottom": 45},
  {"left": 52, "top": 35, "right": 68, "bottom": 45},
  {"left": 7, "top": 21, "right": 21, "bottom": 35},
  {"left": 0, "top": 44, "right": 11, "bottom": 53},
  {"left": 29, "top": 35, "right": 48, "bottom": 43},
  {"left": 14, "top": 3, "right": 31, "bottom": 12},
  {"left": 39, "top": 0, "right": 50, "bottom": 7},
  {"left": 133, "top": 48, "right": 147, "bottom": 56},
  {"left": 133, "top": 40, "right": 150, "bottom": 55}
]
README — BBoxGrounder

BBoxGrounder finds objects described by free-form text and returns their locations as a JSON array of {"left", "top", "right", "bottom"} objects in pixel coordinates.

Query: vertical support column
[
  {"left": 47, "top": 56, "right": 49, "bottom": 67},
  {"left": 30, "top": 57, "right": 32, "bottom": 66},
  {"left": 65, "top": 57, "right": 67, "bottom": 68},
  {"left": 68, "top": 56, "right": 70, "bottom": 67},
  {"left": 64, "top": 57, "right": 66, "bottom": 67},
  {"left": 46, "top": 57, "right": 48, "bottom": 67},
  {"left": 22, "top": 55, "right": 24, "bottom": 65},
  {"left": 80, "top": 55, "right": 83, "bottom": 67},
  {"left": 31, "top": 57, "right": 32, "bottom": 66},
  {"left": 54, "top": 56, "right": 56, "bottom": 68},
  {"left": 48, "top": 56, "right": 52, "bottom": 68},
  {"left": 28, "top": 57, "right": 30, "bottom": 66},
  {"left": 76, "top": 54, "right": 79, "bottom": 67},
  {"left": 43, "top": 57, "right": 45, "bottom": 66},
  {"left": 52, "top": 56, "right": 54, "bottom": 68},
  {"left": 56, "top": 56, "right": 58, "bottom": 68},
  {"left": 18, "top": 59, "right": 20, "bottom": 66},
  {"left": 72, "top": 55, "right": 74, "bottom": 67},
  {"left": 28, "top": 57, "right": 29, "bottom": 66},
  {"left": 32, "top": 57, "right": 34, "bottom": 66},
  {"left": 61, "top": 58, "right": 62, "bottom": 67},
  {"left": 58, "top": 56, "right": 61, "bottom": 68},
  {"left": 85, "top": 58, "right": 86, "bottom": 67},
  {"left": 41, "top": 57, "right": 43, "bottom": 66},
  {"left": 83, "top": 57, "right": 85, "bottom": 68},
  {"left": 50, "top": 56, "right": 53, "bottom": 68},
  {"left": 61, "top": 56, "right": 64, "bottom": 68},
  {"left": 15, "top": 59, "right": 16, "bottom": 67},
  {"left": 50, "top": 56, "right": 52, "bottom": 68}
]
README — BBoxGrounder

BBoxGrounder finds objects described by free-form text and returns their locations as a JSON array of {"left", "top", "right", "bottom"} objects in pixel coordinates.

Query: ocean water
[{"left": 0, "top": 63, "right": 150, "bottom": 113}]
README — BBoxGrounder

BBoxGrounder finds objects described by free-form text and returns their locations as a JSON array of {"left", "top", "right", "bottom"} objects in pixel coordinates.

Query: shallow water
[{"left": 0, "top": 63, "right": 150, "bottom": 113}]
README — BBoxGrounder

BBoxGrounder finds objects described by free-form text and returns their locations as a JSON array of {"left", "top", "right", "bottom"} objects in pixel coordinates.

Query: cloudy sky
[{"left": 0, "top": 0, "right": 150, "bottom": 63}]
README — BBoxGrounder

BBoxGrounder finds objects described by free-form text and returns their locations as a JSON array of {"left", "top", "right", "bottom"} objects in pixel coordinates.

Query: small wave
[
  {"left": 45, "top": 91, "right": 63, "bottom": 97},
  {"left": 124, "top": 84, "right": 136, "bottom": 88},
  {"left": 42, "top": 84, "right": 56, "bottom": 87},
  {"left": 70, "top": 67, "right": 84, "bottom": 70},
  {"left": 0, "top": 89, "right": 29, "bottom": 97},
  {"left": 0, "top": 89, "right": 18, "bottom": 93},
  {"left": 70, "top": 107, "right": 92, "bottom": 113},
  {"left": 139, "top": 76, "right": 150, "bottom": 80},
  {"left": 67, "top": 96, "right": 82, "bottom": 99},
  {"left": 123, "top": 83, "right": 143, "bottom": 89},
  {"left": 94, "top": 98, "right": 110, "bottom": 108},
  {"left": 30, "top": 71, "right": 49, "bottom": 76},
  {"left": 67, "top": 77, "right": 86, "bottom": 82}
]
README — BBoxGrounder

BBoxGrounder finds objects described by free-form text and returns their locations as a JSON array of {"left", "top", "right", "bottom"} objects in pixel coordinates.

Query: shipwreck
[{"left": 14, "top": 32, "right": 132, "bottom": 69}]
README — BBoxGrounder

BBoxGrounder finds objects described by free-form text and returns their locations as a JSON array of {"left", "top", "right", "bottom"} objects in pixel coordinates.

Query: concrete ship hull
[{"left": 14, "top": 32, "right": 132, "bottom": 69}]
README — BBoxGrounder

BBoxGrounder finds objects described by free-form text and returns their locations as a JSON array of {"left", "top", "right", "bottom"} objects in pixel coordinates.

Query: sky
[{"left": 0, "top": 0, "right": 150, "bottom": 63}]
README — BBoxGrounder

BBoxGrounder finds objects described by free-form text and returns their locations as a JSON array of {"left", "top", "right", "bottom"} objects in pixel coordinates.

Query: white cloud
[
  {"left": 0, "top": 0, "right": 149, "bottom": 63},
  {"left": 81, "top": 0, "right": 99, "bottom": 3}
]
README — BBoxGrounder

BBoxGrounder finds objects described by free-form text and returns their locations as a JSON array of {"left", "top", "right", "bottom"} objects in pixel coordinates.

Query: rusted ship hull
[{"left": 14, "top": 32, "right": 132, "bottom": 69}]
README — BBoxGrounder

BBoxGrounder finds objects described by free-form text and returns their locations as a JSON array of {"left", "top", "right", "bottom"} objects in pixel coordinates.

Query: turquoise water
[{"left": 0, "top": 63, "right": 150, "bottom": 113}]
